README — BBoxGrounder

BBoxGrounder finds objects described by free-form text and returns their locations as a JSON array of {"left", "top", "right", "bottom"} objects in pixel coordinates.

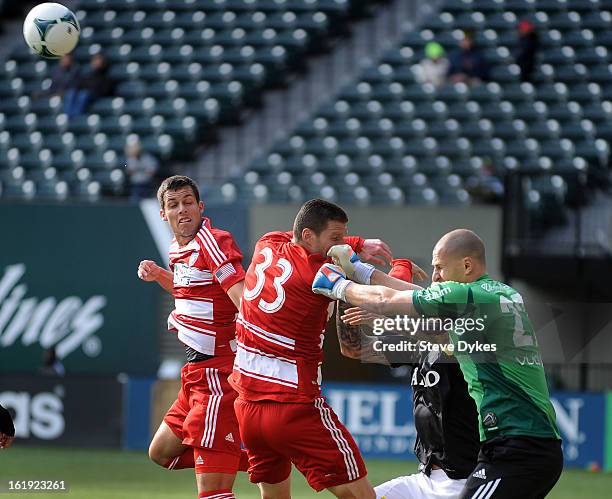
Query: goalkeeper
[{"left": 313, "top": 229, "right": 563, "bottom": 499}]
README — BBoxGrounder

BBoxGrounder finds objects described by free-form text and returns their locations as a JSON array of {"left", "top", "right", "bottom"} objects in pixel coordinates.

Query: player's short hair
[
  {"left": 293, "top": 199, "right": 348, "bottom": 240},
  {"left": 157, "top": 175, "right": 200, "bottom": 209},
  {"left": 439, "top": 229, "right": 486, "bottom": 264}
]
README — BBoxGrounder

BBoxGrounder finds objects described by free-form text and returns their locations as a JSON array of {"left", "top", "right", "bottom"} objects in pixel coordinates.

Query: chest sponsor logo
[
  {"left": 421, "top": 286, "right": 452, "bottom": 302},
  {"left": 411, "top": 368, "right": 441, "bottom": 388},
  {"left": 173, "top": 263, "right": 192, "bottom": 286}
]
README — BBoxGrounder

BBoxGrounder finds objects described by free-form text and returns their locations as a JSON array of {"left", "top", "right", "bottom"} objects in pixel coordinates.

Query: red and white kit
[
  {"left": 164, "top": 217, "right": 245, "bottom": 474},
  {"left": 231, "top": 231, "right": 368, "bottom": 491}
]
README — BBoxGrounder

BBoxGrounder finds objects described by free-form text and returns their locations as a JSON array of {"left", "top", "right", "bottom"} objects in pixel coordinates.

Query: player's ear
[
  {"left": 160, "top": 209, "right": 168, "bottom": 221},
  {"left": 463, "top": 257, "right": 472, "bottom": 275},
  {"left": 302, "top": 227, "right": 317, "bottom": 244},
  {"left": 199, "top": 200, "right": 205, "bottom": 213}
]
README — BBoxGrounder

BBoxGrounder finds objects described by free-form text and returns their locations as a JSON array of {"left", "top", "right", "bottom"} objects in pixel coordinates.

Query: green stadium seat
[
  {"left": 36, "top": 179, "right": 70, "bottom": 201},
  {"left": 564, "top": 29, "right": 595, "bottom": 48},
  {"left": 486, "top": 12, "right": 518, "bottom": 31},
  {"left": 582, "top": 101, "right": 612, "bottom": 123},
  {"left": 5, "top": 114, "right": 36, "bottom": 133},
  {"left": 144, "top": 10, "right": 178, "bottom": 29},
  {"left": 568, "top": 82, "right": 601, "bottom": 103},
  {"left": 529, "top": 120, "right": 560, "bottom": 141},
  {"left": 541, "top": 46, "right": 575, "bottom": 65},
  {"left": 549, "top": 12, "right": 582, "bottom": 31},
  {"left": 575, "top": 45, "right": 608, "bottom": 65}
]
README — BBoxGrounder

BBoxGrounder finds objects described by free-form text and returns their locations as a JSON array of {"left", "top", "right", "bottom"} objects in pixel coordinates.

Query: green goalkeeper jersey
[{"left": 412, "top": 274, "right": 560, "bottom": 442}]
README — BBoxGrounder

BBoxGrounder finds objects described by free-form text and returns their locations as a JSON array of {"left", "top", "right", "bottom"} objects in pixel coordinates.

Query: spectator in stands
[
  {"left": 125, "top": 139, "right": 159, "bottom": 202},
  {"left": 414, "top": 42, "right": 449, "bottom": 88},
  {"left": 35, "top": 54, "right": 79, "bottom": 99},
  {"left": 466, "top": 157, "right": 504, "bottom": 203},
  {"left": 63, "top": 53, "right": 114, "bottom": 118},
  {"left": 447, "top": 31, "right": 490, "bottom": 85},
  {"left": 514, "top": 19, "right": 540, "bottom": 82}
]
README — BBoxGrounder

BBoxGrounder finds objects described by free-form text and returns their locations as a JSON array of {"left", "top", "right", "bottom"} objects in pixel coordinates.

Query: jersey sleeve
[
  {"left": 412, "top": 281, "right": 472, "bottom": 318},
  {"left": 344, "top": 236, "right": 365, "bottom": 253},
  {"left": 389, "top": 258, "right": 413, "bottom": 283},
  {"left": 197, "top": 230, "right": 246, "bottom": 292}
]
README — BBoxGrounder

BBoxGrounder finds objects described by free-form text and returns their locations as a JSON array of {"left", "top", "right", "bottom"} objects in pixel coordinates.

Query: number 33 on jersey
[{"left": 231, "top": 231, "right": 364, "bottom": 403}]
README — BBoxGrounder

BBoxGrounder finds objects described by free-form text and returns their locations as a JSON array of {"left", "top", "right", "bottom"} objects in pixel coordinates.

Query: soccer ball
[{"left": 23, "top": 3, "right": 80, "bottom": 59}]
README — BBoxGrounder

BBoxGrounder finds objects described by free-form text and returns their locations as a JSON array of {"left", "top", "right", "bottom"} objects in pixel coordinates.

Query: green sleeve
[{"left": 412, "top": 281, "right": 472, "bottom": 318}]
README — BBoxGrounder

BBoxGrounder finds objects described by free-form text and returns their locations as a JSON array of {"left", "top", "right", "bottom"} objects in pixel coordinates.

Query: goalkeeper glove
[
  {"left": 327, "top": 244, "right": 375, "bottom": 284},
  {"left": 312, "top": 263, "right": 351, "bottom": 301}
]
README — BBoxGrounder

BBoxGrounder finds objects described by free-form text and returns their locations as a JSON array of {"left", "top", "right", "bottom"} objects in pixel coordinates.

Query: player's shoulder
[
  {"left": 204, "top": 226, "right": 237, "bottom": 245},
  {"left": 471, "top": 276, "right": 516, "bottom": 301},
  {"left": 195, "top": 219, "right": 240, "bottom": 251},
  {"left": 255, "top": 231, "right": 294, "bottom": 253},
  {"left": 418, "top": 280, "right": 468, "bottom": 302},
  {"left": 258, "top": 230, "right": 292, "bottom": 244}
]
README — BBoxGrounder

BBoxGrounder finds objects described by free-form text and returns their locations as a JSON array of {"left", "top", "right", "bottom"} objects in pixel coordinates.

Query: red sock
[
  {"left": 238, "top": 449, "right": 249, "bottom": 472},
  {"left": 165, "top": 448, "right": 195, "bottom": 469},
  {"left": 198, "top": 489, "right": 235, "bottom": 499}
]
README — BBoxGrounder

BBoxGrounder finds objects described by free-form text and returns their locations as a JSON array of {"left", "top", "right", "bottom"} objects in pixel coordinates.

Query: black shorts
[{"left": 459, "top": 436, "right": 563, "bottom": 499}]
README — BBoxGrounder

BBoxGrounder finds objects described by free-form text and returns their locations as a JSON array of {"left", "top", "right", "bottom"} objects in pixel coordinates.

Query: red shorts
[
  {"left": 234, "top": 397, "right": 367, "bottom": 492},
  {"left": 164, "top": 357, "right": 241, "bottom": 474}
]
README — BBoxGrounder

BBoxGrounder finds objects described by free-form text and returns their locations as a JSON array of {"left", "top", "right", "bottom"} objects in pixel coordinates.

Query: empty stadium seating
[
  {"left": 0, "top": 0, "right": 382, "bottom": 199},
  {"left": 235, "top": 0, "right": 612, "bottom": 212}
]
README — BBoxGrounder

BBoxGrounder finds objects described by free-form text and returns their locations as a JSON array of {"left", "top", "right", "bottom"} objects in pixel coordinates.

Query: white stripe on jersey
[
  {"left": 200, "top": 225, "right": 227, "bottom": 264},
  {"left": 196, "top": 232, "right": 220, "bottom": 267},
  {"left": 315, "top": 398, "right": 359, "bottom": 481},
  {"left": 169, "top": 238, "right": 199, "bottom": 257},
  {"left": 235, "top": 342, "right": 298, "bottom": 388},
  {"left": 201, "top": 368, "right": 223, "bottom": 448},
  {"left": 175, "top": 298, "right": 214, "bottom": 321},
  {"left": 169, "top": 315, "right": 217, "bottom": 356},
  {"left": 237, "top": 315, "right": 295, "bottom": 350},
  {"left": 196, "top": 228, "right": 227, "bottom": 268},
  {"left": 169, "top": 314, "right": 216, "bottom": 336}
]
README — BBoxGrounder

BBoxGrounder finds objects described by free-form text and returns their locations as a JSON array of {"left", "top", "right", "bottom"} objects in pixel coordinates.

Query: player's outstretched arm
[
  {"left": 137, "top": 260, "right": 174, "bottom": 294},
  {"left": 345, "top": 282, "right": 418, "bottom": 317},
  {"left": 335, "top": 302, "right": 388, "bottom": 364},
  {"left": 370, "top": 270, "right": 424, "bottom": 291},
  {"left": 312, "top": 263, "right": 418, "bottom": 317}
]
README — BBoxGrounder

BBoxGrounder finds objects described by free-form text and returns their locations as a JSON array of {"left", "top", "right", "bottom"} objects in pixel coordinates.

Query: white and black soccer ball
[{"left": 23, "top": 3, "right": 80, "bottom": 58}]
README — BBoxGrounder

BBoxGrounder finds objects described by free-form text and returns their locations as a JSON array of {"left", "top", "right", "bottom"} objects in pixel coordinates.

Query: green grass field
[{"left": 2, "top": 447, "right": 610, "bottom": 498}]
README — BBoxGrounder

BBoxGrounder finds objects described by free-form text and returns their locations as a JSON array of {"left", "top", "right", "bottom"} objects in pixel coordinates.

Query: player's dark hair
[
  {"left": 293, "top": 199, "right": 348, "bottom": 240},
  {"left": 157, "top": 175, "right": 200, "bottom": 209}
]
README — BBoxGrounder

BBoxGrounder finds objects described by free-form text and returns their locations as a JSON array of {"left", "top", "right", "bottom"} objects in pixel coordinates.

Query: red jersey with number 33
[
  {"left": 168, "top": 218, "right": 245, "bottom": 358},
  {"left": 231, "top": 231, "right": 364, "bottom": 403}
]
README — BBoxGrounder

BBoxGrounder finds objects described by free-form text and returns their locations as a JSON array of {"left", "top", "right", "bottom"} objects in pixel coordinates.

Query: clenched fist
[{"left": 137, "top": 260, "right": 163, "bottom": 282}]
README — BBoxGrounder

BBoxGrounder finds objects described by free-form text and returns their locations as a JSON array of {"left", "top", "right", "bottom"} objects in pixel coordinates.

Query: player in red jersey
[
  {"left": 231, "top": 199, "right": 393, "bottom": 499},
  {"left": 138, "top": 175, "right": 246, "bottom": 499}
]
